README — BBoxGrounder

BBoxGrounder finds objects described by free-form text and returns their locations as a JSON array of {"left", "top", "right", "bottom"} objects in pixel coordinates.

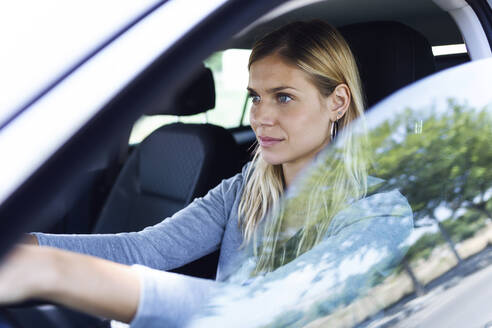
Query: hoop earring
[
  {"left": 331, "top": 112, "right": 341, "bottom": 140},
  {"left": 330, "top": 120, "right": 338, "bottom": 140}
]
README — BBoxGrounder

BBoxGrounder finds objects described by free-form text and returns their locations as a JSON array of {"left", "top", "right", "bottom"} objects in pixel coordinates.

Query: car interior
[
  {"left": 2, "top": 0, "right": 483, "bottom": 326},
  {"left": 45, "top": 1, "right": 469, "bottom": 275},
  {"left": 44, "top": 19, "right": 445, "bottom": 279}
]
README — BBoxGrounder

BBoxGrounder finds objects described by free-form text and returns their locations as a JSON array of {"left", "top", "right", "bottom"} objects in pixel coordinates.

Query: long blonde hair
[{"left": 238, "top": 20, "right": 368, "bottom": 275}]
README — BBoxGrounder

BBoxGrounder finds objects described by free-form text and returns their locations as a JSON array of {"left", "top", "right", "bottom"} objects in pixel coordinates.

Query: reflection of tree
[
  {"left": 404, "top": 211, "right": 488, "bottom": 265},
  {"left": 191, "top": 100, "right": 491, "bottom": 328},
  {"left": 368, "top": 100, "right": 492, "bottom": 282}
]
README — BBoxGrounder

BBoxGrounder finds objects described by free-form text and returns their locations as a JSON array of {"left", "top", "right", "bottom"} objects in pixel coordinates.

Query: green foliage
[
  {"left": 368, "top": 100, "right": 492, "bottom": 263},
  {"left": 369, "top": 271, "right": 386, "bottom": 287},
  {"left": 405, "top": 232, "right": 445, "bottom": 263},
  {"left": 403, "top": 211, "right": 487, "bottom": 264},
  {"left": 369, "top": 100, "right": 492, "bottom": 222},
  {"left": 441, "top": 211, "right": 487, "bottom": 243}
]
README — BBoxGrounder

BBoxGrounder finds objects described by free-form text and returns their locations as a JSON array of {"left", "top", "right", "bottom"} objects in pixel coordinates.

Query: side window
[
  {"left": 129, "top": 49, "right": 252, "bottom": 144},
  {"left": 432, "top": 43, "right": 470, "bottom": 71},
  {"left": 205, "top": 49, "right": 252, "bottom": 128},
  {"left": 188, "top": 59, "right": 492, "bottom": 328}
]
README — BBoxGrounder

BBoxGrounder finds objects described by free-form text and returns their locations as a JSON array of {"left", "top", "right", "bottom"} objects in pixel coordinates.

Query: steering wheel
[{"left": 0, "top": 301, "right": 108, "bottom": 328}]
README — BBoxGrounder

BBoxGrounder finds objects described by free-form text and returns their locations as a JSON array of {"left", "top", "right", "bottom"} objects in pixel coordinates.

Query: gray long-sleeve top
[{"left": 34, "top": 164, "right": 414, "bottom": 327}]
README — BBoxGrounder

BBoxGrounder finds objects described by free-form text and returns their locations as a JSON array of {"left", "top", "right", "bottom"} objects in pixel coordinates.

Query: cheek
[
  {"left": 295, "top": 123, "right": 329, "bottom": 147},
  {"left": 286, "top": 108, "right": 330, "bottom": 140},
  {"left": 249, "top": 112, "right": 257, "bottom": 132},
  {"left": 287, "top": 119, "right": 331, "bottom": 155},
  {"left": 249, "top": 108, "right": 263, "bottom": 131}
]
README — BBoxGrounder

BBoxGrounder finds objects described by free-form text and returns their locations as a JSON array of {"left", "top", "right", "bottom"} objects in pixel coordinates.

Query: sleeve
[
  {"left": 126, "top": 189, "right": 414, "bottom": 328},
  {"left": 129, "top": 265, "right": 219, "bottom": 328},
  {"left": 33, "top": 171, "right": 244, "bottom": 271}
]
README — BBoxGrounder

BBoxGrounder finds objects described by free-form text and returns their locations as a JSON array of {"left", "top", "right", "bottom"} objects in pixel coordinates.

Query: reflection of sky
[
  {"left": 404, "top": 225, "right": 438, "bottom": 246},
  {"left": 189, "top": 249, "right": 388, "bottom": 327},
  {"left": 473, "top": 187, "right": 492, "bottom": 204},
  {"left": 356, "top": 58, "right": 492, "bottom": 136}
]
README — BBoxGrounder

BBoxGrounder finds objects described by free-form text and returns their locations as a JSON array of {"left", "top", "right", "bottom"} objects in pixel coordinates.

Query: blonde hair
[{"left": 238, "top": 20, "right": 368, "bottom": 274}]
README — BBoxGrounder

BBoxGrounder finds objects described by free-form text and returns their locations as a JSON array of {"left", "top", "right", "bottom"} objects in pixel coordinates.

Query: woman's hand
[
  {"left": 0, "top": 245, "right": 56, "bottom": 305},
  {"left": 0, "top": 245, "right": 140, "bottom": 323}
]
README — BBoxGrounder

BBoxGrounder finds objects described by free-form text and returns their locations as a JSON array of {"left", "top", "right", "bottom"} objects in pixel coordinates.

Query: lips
[{"left": 258, "top": 136, "right": 284, "bottom": 147}]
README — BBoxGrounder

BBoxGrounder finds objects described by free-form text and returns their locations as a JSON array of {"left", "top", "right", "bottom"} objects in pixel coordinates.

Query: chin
[{"left": 259, "top": 151, "right": 286, "bottom": 166}]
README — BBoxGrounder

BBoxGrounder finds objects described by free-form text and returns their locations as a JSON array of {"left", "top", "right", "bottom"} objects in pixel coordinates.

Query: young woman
[{"left": 0, "top": 21, "right": 412, "bottom": 327}]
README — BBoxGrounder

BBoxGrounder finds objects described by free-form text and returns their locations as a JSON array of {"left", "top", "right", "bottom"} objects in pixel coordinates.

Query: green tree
[{"left": 368, "top": 100, "right": 492, "bottom": 265}]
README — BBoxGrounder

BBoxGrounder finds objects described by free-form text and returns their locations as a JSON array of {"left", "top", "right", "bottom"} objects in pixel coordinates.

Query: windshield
[{"left": 0, "top": 0, "right": 160, "bottom": 126}]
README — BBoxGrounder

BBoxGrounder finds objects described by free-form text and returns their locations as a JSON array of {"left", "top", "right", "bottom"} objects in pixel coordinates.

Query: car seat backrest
[
  {"left": 93, "top": 65, "right": 241, "bottom": 278},
  {"left": 339, "top": 21, "right": 436, "bottom": 108},
  {"left": 94, "top": 123, "right": 240, "bottom": 232}
]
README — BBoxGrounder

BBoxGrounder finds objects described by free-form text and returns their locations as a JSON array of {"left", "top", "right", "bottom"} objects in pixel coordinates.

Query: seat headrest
[
  {"left": 339, "top": 21, "right": 435, "bottom": 108},
  {"left": 146, "top": 65, "right": 216, "bottom": 116}
]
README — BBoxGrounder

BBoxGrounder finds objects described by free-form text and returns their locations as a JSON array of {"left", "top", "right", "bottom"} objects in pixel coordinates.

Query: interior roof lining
[{"left": 228, "top": 0, "right": 465, "bottom": 49}]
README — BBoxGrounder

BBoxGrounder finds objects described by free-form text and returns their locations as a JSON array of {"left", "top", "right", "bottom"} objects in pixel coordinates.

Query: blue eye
[
  {"left": 250, "top": 94, "right": 261, "bottom": 105},
  {"left": 278, "top": 94, "right": 293, "bottom": 104}
]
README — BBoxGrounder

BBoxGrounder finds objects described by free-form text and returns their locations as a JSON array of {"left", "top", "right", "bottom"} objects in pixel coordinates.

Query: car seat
[
  {"left": 93, "top": 64, "right": 242, "bottom": 279},
  {"left": 339, "top": 21, "right": 436, "bottom": 108}
]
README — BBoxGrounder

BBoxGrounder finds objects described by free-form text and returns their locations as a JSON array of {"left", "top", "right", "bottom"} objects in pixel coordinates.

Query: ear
[{"left": 327, "top": 84, "right": 351, "bottom": 121}]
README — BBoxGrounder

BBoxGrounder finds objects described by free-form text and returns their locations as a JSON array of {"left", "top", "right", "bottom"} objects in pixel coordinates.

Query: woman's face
[{"left": 248, "top": 53, "right": 342, "bottom": 168}]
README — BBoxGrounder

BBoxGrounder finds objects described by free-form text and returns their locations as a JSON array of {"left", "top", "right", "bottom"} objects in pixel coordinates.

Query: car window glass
[
  {"left": 188, "top": 58, "right": 492, "bottom": 327},
  {"left": 129, "top": 49, "right": 252, "bottom": 144}
]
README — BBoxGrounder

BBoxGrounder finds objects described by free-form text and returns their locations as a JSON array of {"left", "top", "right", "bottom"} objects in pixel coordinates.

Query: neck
[{"left": 282, "top": 157, "right": 312, "bottom": 188}]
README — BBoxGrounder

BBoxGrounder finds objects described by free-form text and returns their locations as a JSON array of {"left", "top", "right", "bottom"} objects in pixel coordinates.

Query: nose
[{"left": 250, "top": 102, "right": 276, "bottom": 127}]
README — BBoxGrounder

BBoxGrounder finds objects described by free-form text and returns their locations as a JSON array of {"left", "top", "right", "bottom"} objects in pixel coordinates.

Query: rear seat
[{"left": 339, "top": 21, "right": 436, "bottom": 108}]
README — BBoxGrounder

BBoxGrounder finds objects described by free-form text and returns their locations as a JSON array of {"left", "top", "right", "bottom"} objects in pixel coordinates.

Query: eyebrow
[{"left": 247, "top": 86, "right": 298, "bottom": 94}]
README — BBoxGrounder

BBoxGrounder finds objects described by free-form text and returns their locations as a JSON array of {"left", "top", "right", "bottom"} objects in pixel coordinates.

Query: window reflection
[
  {"left": 362, "top": 100, "right": 492, "bottom": 327},
  {"left": 188, "top": 94, "right": 492, "bottom": 327}
]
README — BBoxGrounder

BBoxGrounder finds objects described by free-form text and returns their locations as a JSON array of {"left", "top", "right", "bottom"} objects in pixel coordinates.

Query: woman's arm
[
  {"left": 0, "top": 245, "right": 140, "bottom": 323},
  {"left": 0, "top": 245, "right": 219, "bottom": 327},
  {"left": 0, "top": 189, "right": 413, "bottom": 327},
  {"left": 32, "top": 170, "right": 244, "bottom": 271},
  {"left": 21, "top": 234, "right": 38, "bottom": 245}
]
